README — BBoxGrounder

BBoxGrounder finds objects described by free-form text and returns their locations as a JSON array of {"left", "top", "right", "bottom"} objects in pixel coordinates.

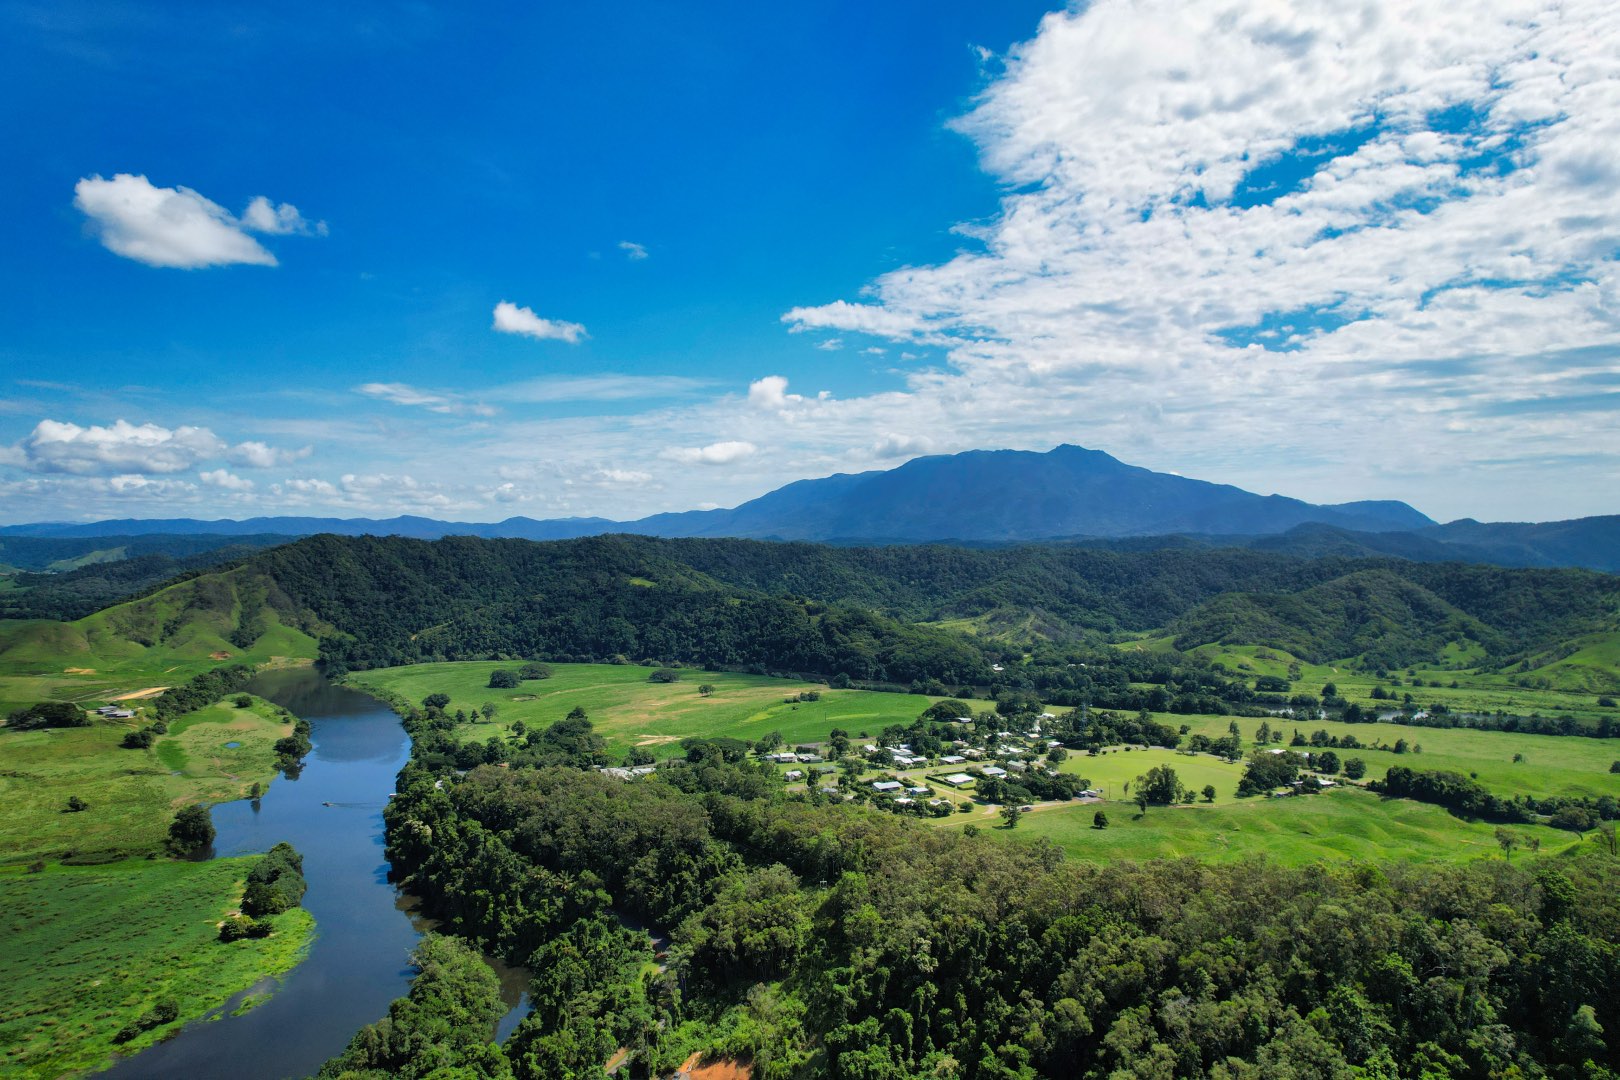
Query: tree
[
  {"left": 1343, "top": 757, "right": 1367, "bottom": 780},
  {"left": 121, "top": 729, "right": 155, "bottom": 749},
  {"left": 1201, "top": 785, "right": 1217, "bottom": 803},
  {"left": 625, "top": 746, "right": 656, "bottom": 767},
  {"left": 1494, "top": 827, "right": 1519, "bottom": 860},
  {"left": 1093, "top": 810, "right": 1109, "bottom": 829},
  {"left": 422, "top": 692, "right": 451, "bottom": 709},
  {"left": 479, "top": 702, "right": 498, "bottom": 723},
  {"left": 66, "top": 795, "right": 89, "bottom": 812},
  {"left": 488, "top": 669, "right": 519, "bottom": 689},
  {"left": 1392, "top": 738, "right": 1409, "bottom": 755},
  {"left": 1315, "top": 750, "right": 1340, "bottom": 775},
  {"left": 234, "top": 694, "right": 253, "bottom": 708},
  {"left": 6, "top": 701, "right": 89, "bottom": 730},
  {"left": 1134, "top": 789, "right": 1150, "bottom": 815},
  {"left": 1321, "top": 682, "right": 1338, "bottom": 699},
  {"left": 649, "top": 668, "right": 681, "bottom": 683},
  {"left": 168, "top": 803, "right": 215, "bottom": 853},
  {"left": 1135, "top": 765, "right": 1186, "bottom": 806},
  {"left": 698, "top": 683, "right": 716, "bottom": 696},
  {"left": 1001, "top": 803, "right": 1022, "bottom": 828},
  {"left": 963, "top": 823, "right": 979, "bottom": 837},
  {"left": 519, "top": 662, "right": 553, "bottom": 680}
]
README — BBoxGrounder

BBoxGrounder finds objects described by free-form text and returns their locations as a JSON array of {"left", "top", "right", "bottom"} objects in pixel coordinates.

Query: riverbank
[{"left": 0, "top": 858, "right": 313, "bottom": 1079}]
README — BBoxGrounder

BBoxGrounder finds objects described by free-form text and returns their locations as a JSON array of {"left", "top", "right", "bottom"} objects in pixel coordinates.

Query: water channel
[{"left": 103, "top": 666, "right": 529, "bottom": 1080}]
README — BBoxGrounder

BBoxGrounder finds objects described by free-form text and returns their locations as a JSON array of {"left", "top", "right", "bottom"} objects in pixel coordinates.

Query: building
[
  {"left": 980, "top": 765, "right": 1008, "bottom": 779},
  {"left": 871, "top": 780, "right": 902, "bottom": 792},
  {"left": 784, "top": 769, "right": 804, "bottom": 781},
  {"left": 942, "top": 773, "right": 975, "bottom": 787}
]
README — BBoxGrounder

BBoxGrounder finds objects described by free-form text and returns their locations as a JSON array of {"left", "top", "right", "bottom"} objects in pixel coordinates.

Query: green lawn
[
  {"left": 0, "top": 696, "right": 292, "bottom": 866},
  {"left": 349, "top": 662, "right": 946, "bottom": 754},
  {"left": 956, "top": 786, "right": 1571, "bottom": 866},
  {"left": 0, "top": 858, "right": 313, "bottom": 1080}
]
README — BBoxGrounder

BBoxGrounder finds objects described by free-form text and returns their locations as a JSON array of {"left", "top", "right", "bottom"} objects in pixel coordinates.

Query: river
[{"left": 103, "top": 666, "right": 529, "bottom": 1080}]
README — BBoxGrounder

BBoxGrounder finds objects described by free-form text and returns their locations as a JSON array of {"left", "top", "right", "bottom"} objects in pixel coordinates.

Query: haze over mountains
[{"left": 3, "top": 445, "right": 1617, "bottom": 571}]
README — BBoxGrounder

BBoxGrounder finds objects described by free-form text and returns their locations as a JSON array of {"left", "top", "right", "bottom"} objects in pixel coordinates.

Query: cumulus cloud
[
  {"left": 492, "top": 301, "right": 588, "bottom": 344},
  {"left": 618, "top": 240, "right": 649, "bottom": 260},
  {"left": 664, "top": 441, "right": 757, "bottom": 466},
  {"left": 15, "top": 419, "right": 225, "bottom": 474},
  {"left": 774, "top": 0, "right": 1620, "bottom": 520},
  {"left": 228, "top": 440, "right": 313, "bottom": 468},
  {"left": 355, "top": 382, "right": 497, "bottom": 417},
  {"left": 273, "top": 478, "right": 339, "bottom": 498},
  {"left": 73, "top": 174, "right": 322, "bottom": 268},
  {"left": 872, "top": 433, "right": 934, "bottom": 459},
  {"left": 199, "top": 468, "right": 254, "bottom": 491},
  {"left": 241, "top": 195, "right": 327, "bottom": 236}
]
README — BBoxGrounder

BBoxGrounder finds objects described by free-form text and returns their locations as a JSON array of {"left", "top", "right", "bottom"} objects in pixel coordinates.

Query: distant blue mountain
[
  {"left": 1, "top": 445, "right": 1433, "bottom": 544},
  {"left": 23, "top": 444, "right": 1617, "bottom": 571}
]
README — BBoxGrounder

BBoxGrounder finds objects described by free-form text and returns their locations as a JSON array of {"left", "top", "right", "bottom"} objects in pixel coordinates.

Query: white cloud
[
  {"left": 871, "top": 433, "right": 934, "bottom": 459},
  {"left": 594, "top": 468, "right": 652, "bottom": 485},
  {"left": 814, "top": 338, "right": 844, "bottom": 351},
  {"left": 199, "top": 468, "right": 254, "bottom": 491},
  {"left": 16, "top": 418, "right": 224, "bottom": 474},
  {"left": 663, "top": 441, "right": 757, "bottom": 466},
  {"left": 273, "top": 478, "right": 339, "bottom": 498},
  {"left": 747, "top": 376, "right": 802, "bottom": 410},
  {"left": 241, "top": 195, "right": 327, "bottom": 236},
  {"left": 72, "top": 174, "right": 321, "bottom": 268},
  {"left": 772, "top": 0, "right": 1620, "bottom": 521},
  {"left": 492, "top": 301, "right": 588, "bottom": 344},
  {"left": 618, "top": 240, "right": 649, "bottom": 260},
  {"left": 355, "top": 382, "right": 497, "bottom": 417},
  {"left": 228, "top": 440, "right": 313, "bottom": 468}
]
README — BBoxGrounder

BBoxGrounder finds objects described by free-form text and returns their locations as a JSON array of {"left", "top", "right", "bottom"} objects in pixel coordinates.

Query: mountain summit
[
  {"left": 1, "top": 444, "right": 1433, "bottom": 543},
  {"left": 636, "top": 444, "right": 1432, "bottom": 541}
]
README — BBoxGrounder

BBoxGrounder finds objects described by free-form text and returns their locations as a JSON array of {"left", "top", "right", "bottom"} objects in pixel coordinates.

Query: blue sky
[{"left": 3, "top": 0, "right": 1618, "bottom": 525}]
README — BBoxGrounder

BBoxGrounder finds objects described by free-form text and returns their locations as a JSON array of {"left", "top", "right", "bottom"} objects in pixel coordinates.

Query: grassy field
[
  {"left": 1124, "top": 638, "right": 1620, "bottom": 718},
  {"left": 947, "top": 786, "right": 1570, "bottom": 866},
  {"left": 0, "top": 696, "right": 292, "bottom": 866},
  {"left": 1171, "top": 712, "right": 1620, "bottom": 802},
  {"left": 0, "top": 565, "right": 320, "bottom": 717},
  {"left": 350, "top": 662, "right": 946, "bottom": 754},
  {"left": 1053, "top": 746, "right": 1248, "bottom": 800},
  {"left": 0, "top": 858, "right": 314, "bottom": 1080}
]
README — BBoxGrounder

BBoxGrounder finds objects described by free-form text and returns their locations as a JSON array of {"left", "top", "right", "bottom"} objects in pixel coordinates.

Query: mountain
[{"left": 0, "top": 444, "right": 1434, "bottom": 544}]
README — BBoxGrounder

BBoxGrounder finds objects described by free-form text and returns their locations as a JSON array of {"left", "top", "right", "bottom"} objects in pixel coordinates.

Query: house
[
  {"left": 862, "top": 744, "right": 880, "bottom": 754},
  {"left": 795, "top": 753, "right": 822, "bottom": 763},
  {"left": 906, "top": 785, "right": 930, "bottom": 795},
  {"left": 820, "top": 784, "right": 840, "bottom": 795},
  {"left": 892, "top": 753, "right": 924, "bottom": 767},
  {"left": 871, "top": 780, "right": 902, "bottom": 792},
  {"left": 96, "top": 705, "right": 119, "bottom": 715},
  {"left": 991, "top": 664, "right": 1005, "bottom": 672},
  {"left": 942, "top": 773, "right": 975, "bottom": 787},
  {"left": 784, "top": 769, "right": 804, "bottom": 781},
  {"left": 893, "top": 797, "right": 914, "bottom": 806},
  {"left": 980, "top": 766, "right": 1009, "bottom": 779},
  {"left": 1039, "top": 712, "right": 1056, "bottom": 720},
  {"left": 940, "top": 754, "right": 966, "bottom": 765},
  {"left": 107, "top": 709, "right": 135, "bottom": 719},
  {"left": 768, "top": 751, "right": 798, "bottom": 763},
  {"left": 962, "top": 748, "right": 984, "bottom": 759},
  {"left": 1007, "top": 760, "right": 1028, "bottom": 773}
]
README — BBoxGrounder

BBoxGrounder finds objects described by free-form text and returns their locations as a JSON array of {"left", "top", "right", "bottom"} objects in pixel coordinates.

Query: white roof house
[
  {"left": 980, "top": 766, "right": 1008, "bottom": 779},
  {"left": 871, "top": 780, "right": 902, "bottom": 792},
  {"left": 784, "top": 770, "right": 804, "bottom": 781},
  {"left": 940, "top": 755, "right": 966, "bottom": 765},
  {"left": 942, "top": 773, "right": 975, "bottom": 787}
]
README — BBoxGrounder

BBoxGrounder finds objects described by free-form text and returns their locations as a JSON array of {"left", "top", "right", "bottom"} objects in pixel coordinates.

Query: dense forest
[
  {"left": 368, "top": 713, "right": 1620, "bottom": 1079},
  {"left": 0, "top": 537, "right": 287, "bottom": 621},
  {"left": 225, "top": 534, "right": 1620, "bottom": 682}
]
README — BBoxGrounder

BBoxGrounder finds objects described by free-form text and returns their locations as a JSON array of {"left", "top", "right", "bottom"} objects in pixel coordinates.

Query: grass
[
  {"left": 1172, "top": 712, "right": 1620, "bottom": 802},
  {"left": 0, "top": 696, "right": 292, "bottom": 866},
  {"left": 0, "top": 565, "right": 320, "bottom": 717},
  {"left": 0, "top": 858, "right": 314, "bottom": 1080},
  {"left": 1054, "top": 746, "right": 1247, "bottom": 800},
  {"left": 951, "top": 786, "right": 1570, "bottom": 866},
  {"left": 349, "top": 662, "right": 948, "bottom": 754}
]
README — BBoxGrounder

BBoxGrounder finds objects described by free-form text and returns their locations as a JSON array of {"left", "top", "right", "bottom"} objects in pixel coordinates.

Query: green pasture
[
  {"left": 1172, "top": 712, "right": 1620, "bottom": 802},
  {"left": 0, "top": 858, "right": 313, "bottom": 1080},
  {"left": 350, "top": 661, "right": 945, "bottom": 753},
  {"left": 0, "top": 697, "right": 290, "bottom": 866},
  {"left": 959, "top": 786, "right": 1570, "bottom": 866},
  {"left": 1054, "top": 746, "right": 1247, "bottom": 800}
]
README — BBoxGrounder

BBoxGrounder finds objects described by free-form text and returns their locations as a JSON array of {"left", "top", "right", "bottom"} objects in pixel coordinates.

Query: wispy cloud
[
  {"left": 618, "top": 240, "right": 648, "bottom": 260},
  {"left": 355, "top": 382, "right": 497, "bottom": 417},
  {"left": 492, "top": 301, "right": 587, "bottom": 344},
  {"left": 73, "top": 173, "right": 323, "bottom": 268},
  {"left": 501, "top": 374, "right": 709, "bottom": 403}
]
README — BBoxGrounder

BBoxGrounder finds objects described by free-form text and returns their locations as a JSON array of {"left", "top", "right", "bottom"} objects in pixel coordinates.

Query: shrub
[
  {"left": 1093, "top": 810, "right": 1109, "bottom": 829},
  {"left": 487, "top": 670, "right": 519, "bottom": 689},
  {"left": 66, "top": 795, "right": 89, "bottom": 812},
  {"left": 423, "top": 692, "right": 451, "bottom": 709},
  {"left": 649, "top": 668, "right": 681, "bottom": 683},
  {"left": 168, "top": 804, "right": 215, "bottom": 854},
  {"left": 519, "top": 662, "right": 553, "bottom": 680},
  {"left": 121, "top": 729, "right": 155, "bottom": 750},
  {"left": 234, "top": 694, "right": 253, "bottom": 708}
]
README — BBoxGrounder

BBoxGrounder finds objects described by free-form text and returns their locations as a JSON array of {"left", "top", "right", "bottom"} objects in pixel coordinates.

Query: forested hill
[{"left": 187, "top": 534, "right": 1620, "bottom": 677}]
